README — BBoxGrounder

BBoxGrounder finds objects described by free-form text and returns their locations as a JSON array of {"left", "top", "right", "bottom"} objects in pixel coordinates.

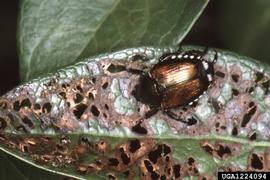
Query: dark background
[
  {"left": 0, "top": 0, "right": 227, "bottom": 95},
  {"left": 0, "top": 1, "right": 19, "bottom": 95}
]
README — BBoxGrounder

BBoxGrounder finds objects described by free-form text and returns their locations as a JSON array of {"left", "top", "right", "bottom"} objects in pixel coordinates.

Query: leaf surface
[
  {"left": 18, "top": 0, "right": 208, "bottom": 81},
  {"left": 1, "top": 46, "right": 270, "bottom": 179}
]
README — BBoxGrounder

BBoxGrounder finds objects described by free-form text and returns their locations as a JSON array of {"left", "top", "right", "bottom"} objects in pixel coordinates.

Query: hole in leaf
[
  {"left": 59, "top": 92, "right": 66, "bottom": 98},
  {"left": 107, "top": 174, "right": 116, "bottom": 180},
  {"left": 215, "top": 71, "right": 225, "bottom": 78},
  {"left": 231, "top": 126, "right": 238, "bottom": 136},
  {"left": 187, "top": 117, "right": 197, "bottom": 126},
  {"left": 173, "top": 164, "right": 181, "bottom": 178},
  {"left": 42, "top": 102, "right": 52, "bottom": 113},
  {"left": 34, "top": 103, "right": 41, "bottom": 110},
  {"left": 61, "top": 84, "right": 68, "bottom": 88},
  {"left": 231, "top": 74, "right": 239, "bottom": 83},
  {"left": 249, "top": 132, "right": 257, "bottom": 141},
  {"left": 88, "top": 92, "right": 94, "bottom": 100},
  {"left": 241, "top": 106, "right": 256, "bottom": 127},
  {"left": 108, "top": 158, "right": 119, "bottom": 166},
  {"left": 102, "top": 82, "right": 109, "bottom": 89},
  {"left": 251, "top": 153, "right": 263, "bottom": 170},
  {"left": 162, "top": 144, "right": 171, "bottom": 155},
  {"left": 188, "top": 157, "right": 195, "bottom": 165},
  {"left": 216, "top": 145, "right": 231, "bottom": 158},
  {"left": 16, "top": 125, "right": 27, "bottom": 132},
  {"left": 107, "top": 64, "right": 126, "bottom": 73},
  {"left": 151, "top": 171, "right": 159, "bottom": 179},
  {"left": 104, "top": 104, "right": 109, "bottom": 110},
  {"left": 144, "top": 160, "right": 153, "bottom": 172},
  {"left": 20, "top": 98, "right": 32, "bottom": 108},
  {"left": 123, "top": 170, "right": 130, "bottom": 177},
  {"left": 120, "top": 152, "right": 130, "bottom": 164},
  {"left": 73, "top": 103, "right": 87, "bottom": 119},
  {"left": 22, "top": 116, "right": 34, "bottom": 128},
  {"left": 132, "top": 122, "right": 147, "bottom": 134},
  {"left": 160, "top": 175, "right": 166, "bottom": 180},
  {"left": 76, "top": 85, "right": 83, "bottom": 92},
  {"left": 232, "top": 88, "right": 239, "bottom": 96},
  {"left": 201, "top": 144, "right": 214, "bottom": 154},
  {"left": 13, "top": 101, "right": 20, "bottom": 111},
  {"left": 92, "top": 78, "right": 96, "bottom": 84},
  {"left": 91, "top": 105, "right": 100, "bottom": 117},
  {"left": 255, "top": 72, "right": 264, "bottom": 83},
  {"left": 129, "top": 139, "right": 141, "bottom": 153},
  {"left": 249, "top": 102, "right": 255, "bottom": 107},
  {"left": 148, "top": 145, "right": 162, "bottom": 164},
  {"left": 74, "top": 93, "right": 84, "bottom": 104},
  {"left": 248, "top": 87, "right": 255, "bottom": 93}
]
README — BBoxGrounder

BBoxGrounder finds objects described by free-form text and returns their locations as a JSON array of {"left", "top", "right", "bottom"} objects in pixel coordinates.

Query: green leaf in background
[
  {"left": 1, "top": 46, "right": 270, "bottom": 179},
  {"left": 18, "top": 0, "right": 209, "bottom": 82},
  {"left": 0, "top": 151, "right": 63, "bottom": 180},
  {"left": 218, "top": 0, "right": 270, "bottom": 63}
]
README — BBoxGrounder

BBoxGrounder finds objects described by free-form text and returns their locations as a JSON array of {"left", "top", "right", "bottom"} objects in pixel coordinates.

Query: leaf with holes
[
  {"left": 1, "top": 46, "right": 270, "bottom": 179},
  {"left": 18, "top": 0, "right": 209, "bottom": 82}
]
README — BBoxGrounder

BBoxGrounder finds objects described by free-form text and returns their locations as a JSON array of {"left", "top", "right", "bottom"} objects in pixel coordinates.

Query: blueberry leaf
[
  {"left": 1, "top": 46, "right": 270, "bottom": 179},
  {"left": 0, "top": 151, "right": 63, "bottom": 180}
]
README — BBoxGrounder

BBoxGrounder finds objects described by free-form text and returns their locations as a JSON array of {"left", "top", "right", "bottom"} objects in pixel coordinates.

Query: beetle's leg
[
  {"left": 125, "top": 68, "right": 144, "bottom": 75},
  {"left": 213, "top": 50, "right": 218, "bottom": 64},
  {"left": 164, "top": 109, "right": 198, "bottom": 125},
  {"left": 127, "top": 54, "right": 151, "bottom": 73},
  {"left": 177, "top": 43, "right": 184, "bottom": 52},
  {"left": 159, "top": 52, "right": 173, "bottom": 61},
  {"left": 132, "top": 107, "right": 161, "bottom": 134},
  {"left": 105, "top": 62, "right": 145, "bottom": 75},
  {"left": 164, "top": 110, "right": 187, "bottom": 123},
  {"left": 203, "top": 47, "right": 218, "bottom": 64},
  {"left": 144, "top": 107, "right": 159, "bottom": 119},
  {"left": 131, "top": 54, "right": 149, "bottom": 62},
  {"left": 203, "top": 46, "right": 209, "bottom": 54},
  {"left": 209, "top": 98, "right": 222, "bottom": 114},
  {"left": 160, "top": 45, "right": 185, "bottom": 62},
  {"left": 186, "top": 114, "right": 200, "bottom": 126}
]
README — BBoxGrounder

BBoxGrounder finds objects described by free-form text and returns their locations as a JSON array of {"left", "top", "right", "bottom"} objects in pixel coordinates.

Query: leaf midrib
[
  {"left": 79, "top": 0, "right": 121, "bottom": 57},
  {"left": 4, "top": 133, "right": 270, "bottom": 147}
]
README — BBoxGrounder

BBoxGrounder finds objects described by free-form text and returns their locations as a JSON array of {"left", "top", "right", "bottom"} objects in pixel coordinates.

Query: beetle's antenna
[
  {"left": 203, "top": 46, "right": 209, "bottom": 54},
  {"left": 212, "top": 50, "right": 218, "bottom": 64},
  {"left": 177, "top": 43, "right": 183, "bottom": 53}
]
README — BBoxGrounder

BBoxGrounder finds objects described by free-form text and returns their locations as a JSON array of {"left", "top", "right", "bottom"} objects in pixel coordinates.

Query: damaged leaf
[
  {"left": 1, "top": 46, "right": 270, "bottom": 179},
  {"left": 18, "top": 0, "right": 209, "bottom": 82}
]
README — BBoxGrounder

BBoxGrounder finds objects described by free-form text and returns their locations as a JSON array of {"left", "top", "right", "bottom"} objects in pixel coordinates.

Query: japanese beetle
[{"left": 129, "top": 48, "right": 217, "bottom": 125}]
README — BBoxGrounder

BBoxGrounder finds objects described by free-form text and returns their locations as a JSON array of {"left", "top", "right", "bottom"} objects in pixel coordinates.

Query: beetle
[{"left": 126, "top": 47, "right": 217, "bottom": 125}]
